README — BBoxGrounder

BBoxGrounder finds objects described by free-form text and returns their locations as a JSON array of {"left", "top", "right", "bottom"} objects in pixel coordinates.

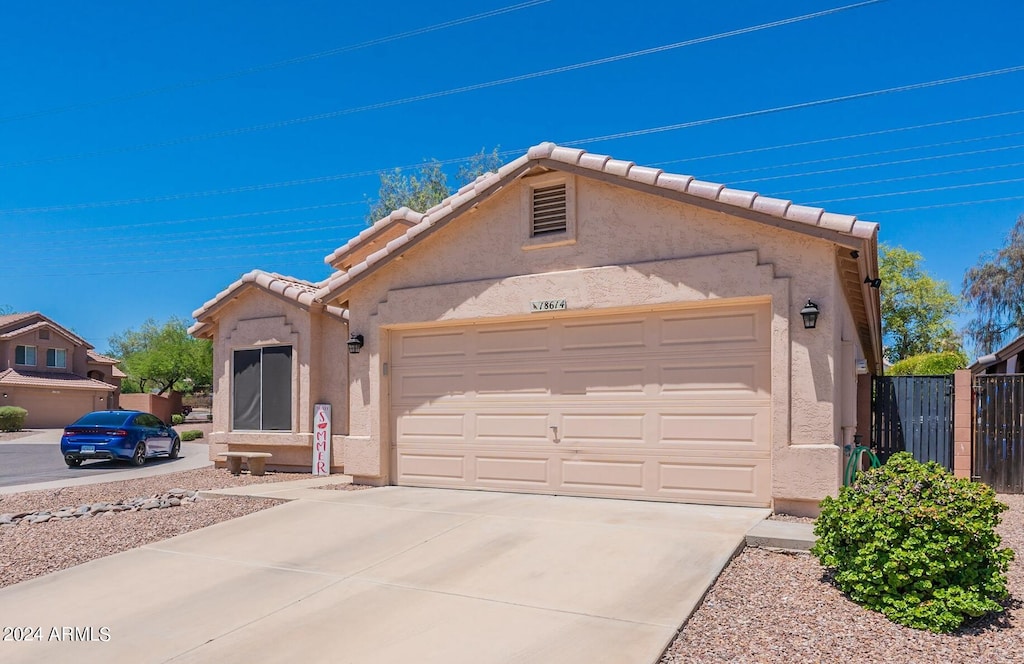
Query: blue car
[{"left": 61, "top": 410, "right": 181, "bottom": 468}]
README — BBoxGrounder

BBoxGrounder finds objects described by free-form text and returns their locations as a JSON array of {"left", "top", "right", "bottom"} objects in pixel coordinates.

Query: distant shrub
[
  {"left": 887, "top": 351, "right": 968, "bottom": 376},
  {"left": 0, "top": 406, "right": 28, "bottom": 432},
  {"left": 813, "top": 453, "right": 1014, "bottom": 633},
  {"left": 171, "top": 414, "right": 184, "bottom": 425},
  {"left": 180, "top": 430, "right": 204, "bottom": 442}
]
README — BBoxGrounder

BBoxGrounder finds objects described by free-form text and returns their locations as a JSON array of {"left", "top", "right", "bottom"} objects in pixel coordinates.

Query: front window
[
  {"left": 15, "top": 345, "right": 36, "bottom": 366},
  {"left": 46, "top": 348, "right": 67, "bottom": 368},
  {"left": 232, "top": 345, "right": 292, "bottom": 431}
]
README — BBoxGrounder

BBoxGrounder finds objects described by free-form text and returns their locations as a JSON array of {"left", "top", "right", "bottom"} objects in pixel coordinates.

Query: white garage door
[{"left": 390, "top": 302, "right": 772, "bottom": 506}]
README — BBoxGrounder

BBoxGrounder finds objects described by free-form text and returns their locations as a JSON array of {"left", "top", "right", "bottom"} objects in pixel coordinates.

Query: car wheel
[
  {"left": 168, "top": 437, "right": 180, "bottom": 459},
  {"left": 130, "top": 443, "right": 146, "bottom": 466},
  {"left": 65, "top": 456, "right": 82, "bottom": 468}
]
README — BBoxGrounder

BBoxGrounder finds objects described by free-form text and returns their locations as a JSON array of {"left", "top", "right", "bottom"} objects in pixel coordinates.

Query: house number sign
[{"left": 531, "top": 299, "right": 567, "bottom": 312}]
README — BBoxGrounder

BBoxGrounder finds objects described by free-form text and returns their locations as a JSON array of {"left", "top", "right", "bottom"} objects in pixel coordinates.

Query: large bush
[
  {"left": 887, "top": 351, "right": 968, "bottom": 376},
  {"left": 812, "top": 453, "right": 1014, "bottom": 633},
  {"left": 0, "top": 406, "right": 28, "bottom": 432}
]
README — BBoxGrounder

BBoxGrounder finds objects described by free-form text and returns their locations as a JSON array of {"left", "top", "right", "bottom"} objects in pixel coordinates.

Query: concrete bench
[{"left": 220, "top": 452, "right": 273, "bottom": 476}]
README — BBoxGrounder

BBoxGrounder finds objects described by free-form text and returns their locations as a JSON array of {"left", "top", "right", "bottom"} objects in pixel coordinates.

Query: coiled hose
[{"left": 844, "top": 445, "right": 881, "bottom": 485}]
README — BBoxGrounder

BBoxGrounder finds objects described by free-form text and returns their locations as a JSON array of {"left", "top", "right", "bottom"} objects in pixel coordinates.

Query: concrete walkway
[{"left": 0, "top": 486, "right": 768, "bottom": 663}]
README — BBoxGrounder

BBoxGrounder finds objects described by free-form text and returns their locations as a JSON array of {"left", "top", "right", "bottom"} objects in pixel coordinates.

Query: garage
[{"left": 390, "top": 301, "right": 772, "bottom": 507}]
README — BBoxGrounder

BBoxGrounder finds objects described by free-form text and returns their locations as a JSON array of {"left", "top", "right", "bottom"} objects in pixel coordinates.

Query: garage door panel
[
  {"left": 392, "top": 370, "right": 467, "bottom": 401},
  {"left": 560, "top": 459, "right": 646, "bottom": 491},
  {"left": 395, "top": 331, "right": 468, "bottom": 359},
  {"left": 477, "top": 326, "right": 550, "bottom": 355},
  {"left": 659, "top": 312, "right": 763, "bottom": 347},
  {"left": 392, "top": 302, "right": 772, "bottom": 507},
  {"left": 562, "top": 318, "right": 646, "bottom": 351},
  {"left": 659, "top": 411, "right": 770, "bottom": 451},
  {"left": 659, "top": 358, "right": 769, "bottom": 396},
  {"left": 475, "top": 414, "right": 550, "bottom": 442},
  {"left": 395, "top": 413, "right": 465, "bottom": 441}
]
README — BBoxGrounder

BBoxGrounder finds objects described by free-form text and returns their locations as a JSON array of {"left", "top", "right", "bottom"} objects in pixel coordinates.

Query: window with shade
[{"left": 232, "top": 345, "right": 292, "bottom": 431}]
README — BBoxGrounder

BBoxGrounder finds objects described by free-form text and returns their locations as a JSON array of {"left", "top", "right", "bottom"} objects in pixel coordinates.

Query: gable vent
[
  {"left": 38, "top": 329, "right": 50, "bottom": 340},
  {"left": 531, "top": 184, "right": 567, "bottom": 236}
]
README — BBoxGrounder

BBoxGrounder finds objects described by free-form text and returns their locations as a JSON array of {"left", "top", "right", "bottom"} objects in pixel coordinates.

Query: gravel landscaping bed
[
  {"left": 661, "top": 494, "right": 1024, "bottom": 664},
  {"left": 0, "top": 468, "right": 366, "bottom": 589}
]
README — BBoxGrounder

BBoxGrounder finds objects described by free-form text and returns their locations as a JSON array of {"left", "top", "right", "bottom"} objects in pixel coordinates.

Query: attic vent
[
  {"left": 531, "top": 184, "right": 567, "bottom": 236},
  {"left": 38, "top": 329, "right": 50, "bottom": 340}
]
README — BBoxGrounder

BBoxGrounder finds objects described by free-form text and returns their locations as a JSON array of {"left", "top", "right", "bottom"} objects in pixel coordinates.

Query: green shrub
[
  {"left": 180, "top": 430, "right": 204, "bottom": 441},
  {"left": 887, "top": 351, "right": 968, "bottom": 376},
  {"left": 171, "top": 414, "right": 184, "bottom": 425},
  {"left": 812, "top": 453, "right": 1014, "bottom": 633},
  {"left": 0, "top": 406, "right": 28, "bottom": 432}
]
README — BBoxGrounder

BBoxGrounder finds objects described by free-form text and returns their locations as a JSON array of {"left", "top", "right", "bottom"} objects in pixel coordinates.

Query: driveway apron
[{"left": 0, "top": 486, "right": 768, "bottom": 663}]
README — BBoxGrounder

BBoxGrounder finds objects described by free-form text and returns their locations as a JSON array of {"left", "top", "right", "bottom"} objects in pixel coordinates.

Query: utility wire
[
  {"left": 564, "top": 64, "right": 1024, "bottom": 146},
  {"left": 0, "top": 0, "right": 551, "bottom": 124},
  {"left": 773, "top": 160, "right": 1024, "bottom": 196},
  {"left": 649, "top": 109, "right": 1024, "bottom": 166},
  {"left": 806, "top": 175, "right": 1024, "bottom": 205},
  {"left": 0, "top": 1, "right": 882, "bottom": 170},
  {"left": 860, "top": 194, "right": 1024, "bottom": 215}
]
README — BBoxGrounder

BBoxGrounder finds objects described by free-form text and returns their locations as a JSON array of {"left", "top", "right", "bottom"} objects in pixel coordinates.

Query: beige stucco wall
[
  {"left": 334, "top": 173, "right": 860, "bottom": 511},
  {"left": 205, "top": 288, "right": 348, "bottom": 472},
  {"left": 0, "top": 328, "right": 83, "bottom": 374}
]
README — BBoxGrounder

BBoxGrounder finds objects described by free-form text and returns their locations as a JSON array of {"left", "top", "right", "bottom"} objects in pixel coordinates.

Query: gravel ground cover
[
  {"left": 0, "top": 468, "right": 364, "bottom": 589},
  {"left": 661, "top": 494, "right": 1024, "bottom": 664}
]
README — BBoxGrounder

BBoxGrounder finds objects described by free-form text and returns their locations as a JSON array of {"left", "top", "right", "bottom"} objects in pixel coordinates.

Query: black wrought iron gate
[
  {"left": 872, "top": 375, "right": 954, "bottom": 469},
  {"left": 974, "top": 375, "right": 1024, "bottom": 493}
]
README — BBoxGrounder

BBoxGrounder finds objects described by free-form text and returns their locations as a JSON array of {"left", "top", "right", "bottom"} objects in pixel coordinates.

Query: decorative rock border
[{"left": 0, "top": 489, "right": 200, "bottom": 526}]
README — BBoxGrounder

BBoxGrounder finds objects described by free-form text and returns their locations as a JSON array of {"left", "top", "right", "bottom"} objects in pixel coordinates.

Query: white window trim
[
  {"left": 521, "top": 172, "right": 576, "bottom": 250},
  {"left": 47, "top": 347, "right": 67, "bottom": 369},
  {"left": 15, "top": 345, "right": 37, "bottom": 366}
]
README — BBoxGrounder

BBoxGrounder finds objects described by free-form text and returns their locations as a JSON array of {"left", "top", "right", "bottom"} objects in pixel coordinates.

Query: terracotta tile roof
[
  {"left": 0, "top": 314, "right": 90, "bottom": 348},
  {"left": 315, "top": 142, "right": 878, "bottom": 304},
  {"left": 0, "top": 368, "right": 115, "bottom": 391},
  {"left": 86, "top": 350, "right": 120, "bottom": 365},
  {"left": 189, "top": 270, "right": 347, "bottom": 337}
]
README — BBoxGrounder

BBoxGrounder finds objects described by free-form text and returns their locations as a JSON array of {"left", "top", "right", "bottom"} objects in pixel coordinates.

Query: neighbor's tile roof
[
  {"left": 0, "top": 312, "right": 38, "bottom": 329},
  {"left": 0, "top": 368, "right": 115, "bottom": 391},
  {"left": 86, "top": 350, "right": 120, "bottom": 365},
  {"left": 189, "top": 269, "right": 348, "bottom": 335},
  {"left": 315, "top": 142, "right": 879, "bottom": 304},
  {"left": 0, "top": 320, "right": 88, "bottom": 348}
]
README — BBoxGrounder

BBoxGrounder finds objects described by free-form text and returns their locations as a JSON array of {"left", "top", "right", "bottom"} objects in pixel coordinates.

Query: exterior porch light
[
  {"left": 800, "top": 300, "right": 820, "bottom": 329},
  {"left": 347, "top": 333, "right": 365, "bottom": 354}
]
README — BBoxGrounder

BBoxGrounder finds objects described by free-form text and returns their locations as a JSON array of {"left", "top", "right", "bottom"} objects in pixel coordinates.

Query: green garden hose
[{"left": 844, "top": 445, "right": 881, "bottom": 485}]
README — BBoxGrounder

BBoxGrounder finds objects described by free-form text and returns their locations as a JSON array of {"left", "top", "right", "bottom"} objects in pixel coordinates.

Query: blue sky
[{"left": 2, "top": 0, "right": 1022, "bottom": 355}]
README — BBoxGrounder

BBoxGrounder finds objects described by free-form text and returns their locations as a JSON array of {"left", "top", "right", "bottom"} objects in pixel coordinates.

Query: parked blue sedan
[{"left": 60, "top": 410, "right": 181, "bottom": 468}]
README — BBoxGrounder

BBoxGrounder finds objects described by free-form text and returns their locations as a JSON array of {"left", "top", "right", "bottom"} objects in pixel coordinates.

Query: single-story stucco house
[
  {"left": 191, "top": 142, "right": 883, "bottom": 515},
  {"left": 0, "top": 311, "right": 123, "bottom": 428}
]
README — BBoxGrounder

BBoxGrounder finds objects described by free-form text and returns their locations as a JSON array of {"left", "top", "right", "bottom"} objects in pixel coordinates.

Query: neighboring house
[
  {"left": 191, "top": 143, "right": 882, "bottom": 515},
  {"left": 0, "top": 312, "right": 122, "bottom": 428},
  {"left": 970, "top": 333, "right": 1024, "bottom": 374}
]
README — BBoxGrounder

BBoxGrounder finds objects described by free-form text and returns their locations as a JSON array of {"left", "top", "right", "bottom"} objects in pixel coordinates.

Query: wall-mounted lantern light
[
  {"left": 2, "top": 393, "right": 7, "bottom": 399},
  {"left": 800, "top": 300, "right": 820, "bottom": 329},
  {"left": 347, "top": 333, "right": 365, "bottom": 354},
  {"left": 863, "top": 276, "right": 882, "bottom": 288}
]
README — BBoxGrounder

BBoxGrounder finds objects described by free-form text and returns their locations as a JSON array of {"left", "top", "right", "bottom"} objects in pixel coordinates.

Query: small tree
[
  {"left": 963, "top": 215, "right": 1024, "bottom": 354},
  {"left": 108, "top": 317, "right": 212, "bottom": 395},
  {"left": 365, "top": 147, "right": 503, "bottom": 223},
  {"left": 879, "top": 244, "right": 961, "bottom": 363}
]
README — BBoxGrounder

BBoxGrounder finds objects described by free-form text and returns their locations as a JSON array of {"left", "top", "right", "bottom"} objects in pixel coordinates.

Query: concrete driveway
[{"left": 0, "top": 486, "right": 768, "bottom": 664}]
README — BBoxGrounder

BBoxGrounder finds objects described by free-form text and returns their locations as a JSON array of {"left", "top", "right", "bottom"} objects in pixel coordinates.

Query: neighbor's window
[
  {"left": 232, "top": 345, "right": 292, "bottom": 431},
  {"left": 46, "top": 348, "right": 67, "bottom": 368},
  {"left": 15, "top": 345, "right": 37, "bottom": 366}
]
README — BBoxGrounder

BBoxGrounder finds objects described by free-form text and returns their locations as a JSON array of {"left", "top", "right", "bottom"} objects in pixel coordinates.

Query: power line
[
  {"left": 773, "top": 160, "right": 1024, "bottom": 196},
  {"left": 860, "top": 194, "right": 1024, "bottom": 216},
  {"left": 0, "top": 1, "right": 882, "bottom": 170},
  {"left": 702, "top": 130, "right": 1024, "bottom": 179},
  {"left": 649, "top": 109, "right": 1024, "bottom": 166},
  {"left": 806, "top": 176, "right": 1024, "bottom": 205},
  {"left": 731, "top": 142, "right": 1024, "bottom": 185},
  {"left": 0, "top": 0, "right": 551, "bottom": 124},
  {"left": 564, "top": 64, "right": 1024, "bottom": 146}
]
